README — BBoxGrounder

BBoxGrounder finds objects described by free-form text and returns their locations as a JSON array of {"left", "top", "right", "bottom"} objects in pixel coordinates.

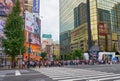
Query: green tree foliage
[
  {"left": 41, "top": 52, "right": 47, "bottom": 60},
  {"left": 2, "top": 0, "right": 25, "bottom": 68},
  {"left": 73, "top": 49, "right": 84, "bottom": 60},
  {"left": 66, "top": 54, "right": 72, "bottom": 60},
  {"left": 53, "top": 55, "right": 59, "bottom": 61}
]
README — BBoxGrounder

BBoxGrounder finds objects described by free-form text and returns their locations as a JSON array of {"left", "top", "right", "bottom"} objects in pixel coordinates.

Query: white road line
[
  {"left": 49, "top": 72, "right": 114, "bottom": 80},
  {"left": 114, "top": 80, "right": 120, "bottom": 81},
  {"left": 32, "top": 67, "right": 120, "bottom": 81},
  {"left": 58, "top": 74, "right": 120, "bottom": 81},
  {"left": 15, "top": 70, "right": 21, "bottom": 76},
  {"left": 52, "top": 73, "right": 114, "bottom": 80},
  {"left": 86, "top": 80, "right": 99, "bottom": 81},
  {"left": 89, "top": 76, "right": 120, "bottom": 81}
]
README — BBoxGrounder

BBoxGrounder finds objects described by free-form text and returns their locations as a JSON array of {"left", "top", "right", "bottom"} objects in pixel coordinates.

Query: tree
[
  {"left": 41, "top": 52, "right": 47, "bottom": 60},
  {"left": 73, "top": 49, "right": 84, "bottom": 60},
  {"left": 66, "top": 54, "right": 72, "bottom": 60},
  {"left": 53, "top": 55, "right": 59, "bottom": 61},
  {"left": 2, "top": 0, "right": 25, "bottom": 68}
]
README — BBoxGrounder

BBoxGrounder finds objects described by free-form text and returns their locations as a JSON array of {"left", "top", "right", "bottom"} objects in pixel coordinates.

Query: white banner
[{"left": 25, "top": 11, "right": 34, "bottom": 33}]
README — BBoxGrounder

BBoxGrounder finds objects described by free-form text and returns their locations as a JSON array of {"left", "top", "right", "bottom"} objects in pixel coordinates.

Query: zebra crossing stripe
[
  {"left": 114, "top": 80, "right": 120, "bottom": 81},
  {"left": 49, "top": 72, "right": 114, "bottom": 80},
  {"left": 32, "top": 68, "right": 120, "bottom": 81},
  {"left": 15, "top": 70, "right": 21, "bottom": 76},
  {"left": 58, "top": 74, "right": 120, "bottom": 81},
  {"left": 89, "top": 76, "right": 120, "bottom": 81},
  {"left": 36, "top": 68, "right": 115, "bottom": 80}
]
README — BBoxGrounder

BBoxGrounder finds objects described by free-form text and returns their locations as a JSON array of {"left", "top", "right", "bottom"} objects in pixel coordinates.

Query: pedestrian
[{"left": 39, "top": 60, "right": 42, "bottom": 68}]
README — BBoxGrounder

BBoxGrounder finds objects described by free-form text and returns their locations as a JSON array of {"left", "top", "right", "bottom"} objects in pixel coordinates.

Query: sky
[{"left": 40, "top": 0, "right": 59, "bottom": 42}]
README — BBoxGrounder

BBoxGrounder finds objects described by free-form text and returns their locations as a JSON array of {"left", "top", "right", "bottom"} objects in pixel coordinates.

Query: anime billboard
[{"left": 0, "top": 0, "right": 25, "bottom": 16}]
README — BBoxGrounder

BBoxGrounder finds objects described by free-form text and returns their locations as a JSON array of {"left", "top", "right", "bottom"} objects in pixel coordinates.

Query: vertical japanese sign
[
  {"left": 25, "top": 11, "right": 34, "bottom": 33},
  {"left": 0, "top": 18, "right": 6, "bottom": 37},
  {"left": 33, "top": 0, "right": 40, "bottom": 13}
]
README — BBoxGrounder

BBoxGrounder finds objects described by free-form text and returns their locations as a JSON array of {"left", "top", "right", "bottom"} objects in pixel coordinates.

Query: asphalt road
[
  {"left": 66, "top": 64, "right": 120, "bottom": 74},
  {"left": 1, "top": 69, "right": 55, "bottom": 81},
  {"left": 1, "top": 64, "right": 120, "bottom": 81}
]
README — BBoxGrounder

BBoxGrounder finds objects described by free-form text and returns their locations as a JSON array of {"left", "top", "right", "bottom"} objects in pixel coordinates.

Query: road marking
[
  {"left": 58, "top": 74, "right": 120, "bottom": 81},
  {"left": 32, "top": 67, "right": 120, "bottom": 81},
  {"left": 114, "top": 80, "right": 120, "bottom": 81},
  {"left": 15, "top": 70, "right": 21, "bottom": 76},
  {"left": 89, "top": 76, "right": 120, "bottom": 81},
  {"left": 86, "top": 80, "right": 99, "bottom": 81}
]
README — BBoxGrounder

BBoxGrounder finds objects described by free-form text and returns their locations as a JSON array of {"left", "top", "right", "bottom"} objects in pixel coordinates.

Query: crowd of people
[{"left": 21, "top": 59, "right": 119, "bottom": 69}]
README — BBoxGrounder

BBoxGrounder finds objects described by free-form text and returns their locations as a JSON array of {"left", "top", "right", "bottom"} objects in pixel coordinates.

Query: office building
[
  {"left": 24, "top": 0, "right": 41, "bottom": 61},
  {"left": 60, "top": 0, "right": 120, "bottom": 54},
  {"left": 0, "top": 0, "right": 41, "bottom": 66},
  {"left": 59, "top": 0, "right": 86, "bottom": 59}
]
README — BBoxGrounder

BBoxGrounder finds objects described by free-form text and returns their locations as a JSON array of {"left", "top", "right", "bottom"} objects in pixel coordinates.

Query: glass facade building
[
  {"left": 59, "top": 0, "right": 86, "bottom": 33},
  {"left": 93, "top": 0, "right": 120, "bottom": 51},
  {"left": 59, "top": 0, "right": 85, "bottom": 58},
  {"left": 60, "top": 0, "right": 120, "bottom": 53}
]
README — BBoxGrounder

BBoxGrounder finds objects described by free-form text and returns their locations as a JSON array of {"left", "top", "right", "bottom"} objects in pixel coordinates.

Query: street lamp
[
  {"left": 28, "top": 34, "right": 32, "bottom": 68},
  {"left": 52, "top": 44, "right": 54, "bottom": 61}
]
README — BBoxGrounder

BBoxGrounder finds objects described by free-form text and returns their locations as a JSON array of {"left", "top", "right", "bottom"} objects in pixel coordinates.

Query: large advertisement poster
[
  {"left": 26, "top": 32, "right": 40, "bottom": 45},
  {"left": 0, "top": 0, "right": 25, "bottom": 16},
  {"left": 25, "top": 11, "right": 34, "bottom": 33},
  {"left": 0, "top": 18, "right": 6, "bottom": 37},
  {"left": 0, "top": 0, "right": 14, "bottom": 16},
  {"left": 98, "top": 22, "right": 108, "bottom": 36},
  {"left": 25, "top": 11, "right": 41, "bottom": 34},
  {"left": 25, "top": 11, "right": 41, "bottom": 45},
  {"left": 33, "top": 0, "right": 40, "bottom": 13},
  {"left": 34, "top": 16, "right": 40, "bottom": 34}
]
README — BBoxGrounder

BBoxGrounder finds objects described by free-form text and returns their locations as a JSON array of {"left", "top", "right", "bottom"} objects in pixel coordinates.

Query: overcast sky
[{"left": 40, "top": 0, "right": 59, "bottom": 42}]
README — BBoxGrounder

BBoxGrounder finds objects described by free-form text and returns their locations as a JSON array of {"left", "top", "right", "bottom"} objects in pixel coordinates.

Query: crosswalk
[
  {"left": 32, "top": 67, "right": 120, "bottom": 81},
  {"left": 0, "top": 69, "right": 29, "bottom": 81},
  {"left": 0, "top": 70, "right": 14, "bottom": 81}
]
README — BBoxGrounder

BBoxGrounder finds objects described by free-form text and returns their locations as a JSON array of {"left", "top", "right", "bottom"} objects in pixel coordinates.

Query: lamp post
[
  {"left": 52, "top": 44, "right": 54, "bottom": 61},
  {"left": 28, "top": 34, "right": 32, "bottom": 68}
]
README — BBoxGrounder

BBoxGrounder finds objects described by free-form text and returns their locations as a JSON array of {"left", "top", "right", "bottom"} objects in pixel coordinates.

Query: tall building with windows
[
  {"left": 59, "top": 0, "right": 85, "bottom": 59},
  {"left": 24, "top": 0, "right": 41, "bottom": 61},
  {"left": 0, "top": 0, "right": 41, "bottom": 65},
  {"left": 60, "top": 0, "right": 120, "bottom": 55}
]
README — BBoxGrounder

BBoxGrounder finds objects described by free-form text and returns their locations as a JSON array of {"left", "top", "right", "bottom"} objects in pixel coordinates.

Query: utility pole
[{"left": 28, "top": 33, "right": 32, "bottom": 68}]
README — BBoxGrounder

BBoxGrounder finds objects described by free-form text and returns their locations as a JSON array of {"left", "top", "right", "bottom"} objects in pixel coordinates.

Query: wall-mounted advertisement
[
  {"left": 34, "top": 16, "right": 40, "bottom": 35},
  {"left": 25, "top": 11, "right": 41, "bottom": 45},
  {"left": 0, "top": 0, "right": 14, "bottom": 16},
  {"left": 25, "top": 11, "right": 34, "bottom": 33},
  {"left": 0, "top": 18, "right": 6, "bottom": 37},
  {"left": 0, "top": 0, "right": 25, "bottom": 16},
  {"left": 26, "top": 32, "right": 40, "bottom": 45},
  {"left": 25, "top": 11, "right": 41, "bottom": 34},
  {"left": 98, "top": 22, "right": 108, "bottom": 36},
  {"left": 33, "top": 0, "right": 40, "bottom": 13}
]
